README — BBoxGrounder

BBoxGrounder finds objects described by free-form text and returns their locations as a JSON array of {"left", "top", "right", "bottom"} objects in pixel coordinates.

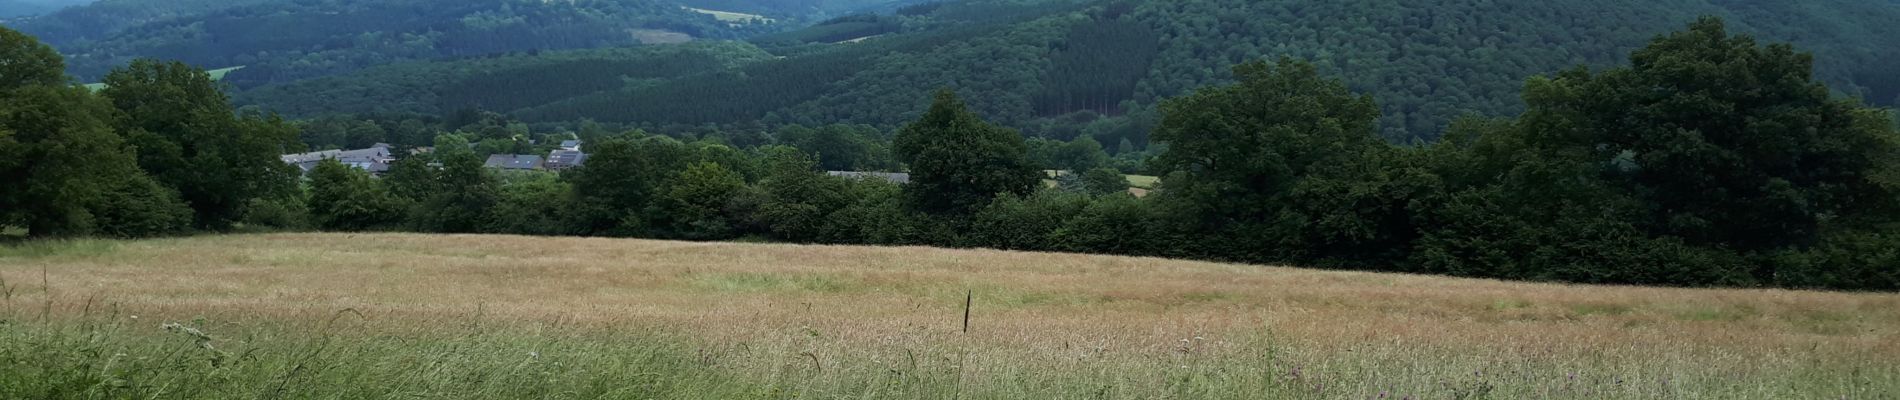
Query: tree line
[{"left": 5, "top": 19, "right": 1897, "bottom": 290}]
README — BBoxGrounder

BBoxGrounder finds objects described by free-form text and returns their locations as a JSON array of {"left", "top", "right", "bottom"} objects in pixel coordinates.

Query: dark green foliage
[
  {"left": 752, "top": 14, "right": 903, "bottom": 45},
  {"left": 238, "top": 195, "right": 312, "bottom": 232},
  {"left": 1407, "top": 18, "right": 1900, "bottom": 286},
  {"left": 1029, "top": 136, "right": 1109, "bottom": 172},
  {"left": 238, "top": 43, "right": 774, "bottom": 118},
  {"left": 102, "top": 59, "right": 301, "bottom": 231},
  {"left": 486, "top": 173, "right": 575, "bottom": 236},
  {"left": 286, "top": 0, "right": 1894, "bottom": 145},
  {"left": 893, "top": 90, "right": 1042, "bottom": 215},
  {"left": 31, "top": 0, "right": 772, "bottom": 86},
  {"left": 565, "top": 135, "right": 711, "bottom": 236},
  {"left": 1075, "top": 167, "right": 1129, "bottom": 197},
  {"left": 1149, "top": 58, "right": 1408, "bottom": 265},
  {"left": 1033, "top": 12, "right": 1158, "bottom": 116},
  {"left": 1521, "top": 18, "right": 1900, "bottom": 254},
  {"left": 778, "top": 124, "right": 896, "bottom": 172},
  {"left": 404, "top": 136, "right": 499, "bottom": 234},
  {"left": 1, "top": 29, "right": 192, "bottom": 238},
  {"left": 1769, "top": 228, "right": 1900, "bottom": 290},
  {"left": 87, "top": 175, "right": 193, "bottom": 238},
  {"left": 297, "top": 116, "right": 390, "bottom": 151},
  {"left": 0, "top": 27, "right": 63, "bottom": 90},
  {"left": 1048, "top": 192, "right": 1156, "bottom": 254},
  {"left": 659, "top": 161, "right": 747, "bottom": 240},
  {"left": 2, "top": 27, "right": 188, "bottom": 239},
  {"left": 753, "top": 147, "right": 855, "bottom": 242},
  {"left": 516, "top": 2, "right": 1074, "bottom": 127},
  {"left": 306, "top": 159, "right": 406, "bottom": 231},
  {"left": 5, "top": 0, "right": 279, "bottom": 46},
  {"left": 967, "top": 190, "right": 1092, "bottom": 250}
]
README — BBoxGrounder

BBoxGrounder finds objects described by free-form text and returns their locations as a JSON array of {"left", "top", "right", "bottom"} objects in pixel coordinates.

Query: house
[
  {"left": 827, "top": 171, "right": 911, "bottom": 184},
  {"left": 484, "top": 154, "right": 544, "bottom": 171},
  {"left": 558, "top": 140, "right": 582, "bottom": 152},
  {"left": 545, "top": 149, "right": 588, "bottom": 170},
  {"left": 281, "top": 144, "right": 394, "bottom": 176}
]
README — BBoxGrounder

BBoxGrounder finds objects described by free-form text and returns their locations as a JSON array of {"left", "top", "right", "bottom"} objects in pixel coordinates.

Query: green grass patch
[
  {"left": 0, "top": 316, "right": 760, "bottom": 399},
  {"left": 1125, "top": 175, "right": 1159, "bottom": 189},
  {"left": 0, "top": 239, "right": 121, "bottom": 260},
  {"left": 206, "top": 66, "right": 246, "bottom": 80}
]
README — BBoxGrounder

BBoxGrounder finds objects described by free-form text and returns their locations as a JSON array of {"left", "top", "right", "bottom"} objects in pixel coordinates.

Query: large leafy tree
[
  {"left": 754, "top": 146, "right": 854, "bottom": 242},
  {"left": 660, "top": 161, "right": 746, "bottom": 239},
  {"left": 892, "top": 90, "right": 1041, "bottom": 215},
  {"left": 406, "top": 134, "right": 499, "bottom": 233},
  {"left": 1414, "top": 18, "right": 1900, "bottom": 287},
  {"left": 100, "top": 59, "right": 300, "bottom": 230},
  {"left": 1, "top": 27, "right": 190, "bottom": 238},
  {"left": 306, "top": 159, "right": 405, "bottom": 231},
  {"left": 0, "top": 28, "right": 62, "bottom": 90},
  {"left": 1522, "top": 17, "right": 1900, "bottom": 251},
  {"left": 1151, "top": 58, "right": 1426, "bottom": 265},
  {"left": 1513, "top": 18, "right": 1900, "bottom": 279},
  {"left": 566, "top": 134, "right": 699, "bottom": 236}
]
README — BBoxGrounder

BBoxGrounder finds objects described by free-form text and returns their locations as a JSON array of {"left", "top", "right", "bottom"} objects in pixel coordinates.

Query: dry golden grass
[{"left": 3, "top": 233, "right": 1897, "bottom": 398}]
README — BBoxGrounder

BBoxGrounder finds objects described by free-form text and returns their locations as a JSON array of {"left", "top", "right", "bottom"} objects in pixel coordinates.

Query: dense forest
[
  {"left": 219, "top": 0, "right": 1900, "bottom": 147},
  {"left": 4, "top": 0, "right": 781, "bottom": 86},
  {"left": 7, "top": 19, "right": 1899, "bottom": 290},
  {"left": 235, "top": 43, "right": 776, "bottom": 118}
]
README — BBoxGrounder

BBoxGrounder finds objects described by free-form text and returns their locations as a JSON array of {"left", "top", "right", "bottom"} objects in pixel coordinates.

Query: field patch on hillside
[
  {"left": 686, "top": 6, "right": 773, "bottom": 24},
  {"left": 2, "top": 233, "right": 1896, "bottom": 398},
  {"left": 630, "top": 29, "right": 693, "bottom": 44}
]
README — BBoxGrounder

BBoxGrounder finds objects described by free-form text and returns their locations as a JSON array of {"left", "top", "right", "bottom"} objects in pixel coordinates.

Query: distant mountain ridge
[
  {"left": 7, "top": 0, "right": 787, "bottom": 86},
  {"left": 237, "top": 0, "right": 1900, "bottom": 144},
  {"left": 0, "top": 0, "right": 90, "bottom": 17}
]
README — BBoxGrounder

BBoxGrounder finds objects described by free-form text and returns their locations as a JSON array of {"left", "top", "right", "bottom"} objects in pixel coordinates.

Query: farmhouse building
[
  {"left": 545, "top": 149, "right": 588, "bottom": 170},
  {"left": 281, "top": 143, "right": 394, "bottom": 175},
  {"left": 484, "top": 154, "right": 545, "bottom": 171}
]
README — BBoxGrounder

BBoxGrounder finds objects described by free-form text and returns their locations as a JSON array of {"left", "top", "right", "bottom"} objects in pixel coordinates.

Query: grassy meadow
[{"left": 1, "top": 233, "right": 1896, "bottom": 399}]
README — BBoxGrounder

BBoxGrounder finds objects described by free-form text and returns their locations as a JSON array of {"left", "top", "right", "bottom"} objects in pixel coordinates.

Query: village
[
  {"left": 279, "top": 140, "right": 591, "bottom": 176},
  {"left": 278, "top": 139, "right": 920, "bottom": 185}
]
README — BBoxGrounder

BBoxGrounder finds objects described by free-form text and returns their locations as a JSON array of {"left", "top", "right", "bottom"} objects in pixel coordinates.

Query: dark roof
[
  {"left": 484, "top": 154, "right": 544, "bottom": 170},
  {"left": 559, "top": 140, "right": 582, "bottom": 150},
  {"left": 546, "top": 149, "right": 588, "bottom": 169},
  {"left": 281, "top": 146, "right": 395, "bottom": 175}
]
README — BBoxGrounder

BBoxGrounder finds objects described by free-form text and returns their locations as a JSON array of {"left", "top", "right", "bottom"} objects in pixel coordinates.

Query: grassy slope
[{"left": 2, "top": 233, "right": 1896, "bottom": 398}]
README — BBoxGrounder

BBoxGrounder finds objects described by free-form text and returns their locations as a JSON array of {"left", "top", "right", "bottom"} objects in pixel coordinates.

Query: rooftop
[{"left": 485, "top": 154, "right": 545, "bottom": 170}]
